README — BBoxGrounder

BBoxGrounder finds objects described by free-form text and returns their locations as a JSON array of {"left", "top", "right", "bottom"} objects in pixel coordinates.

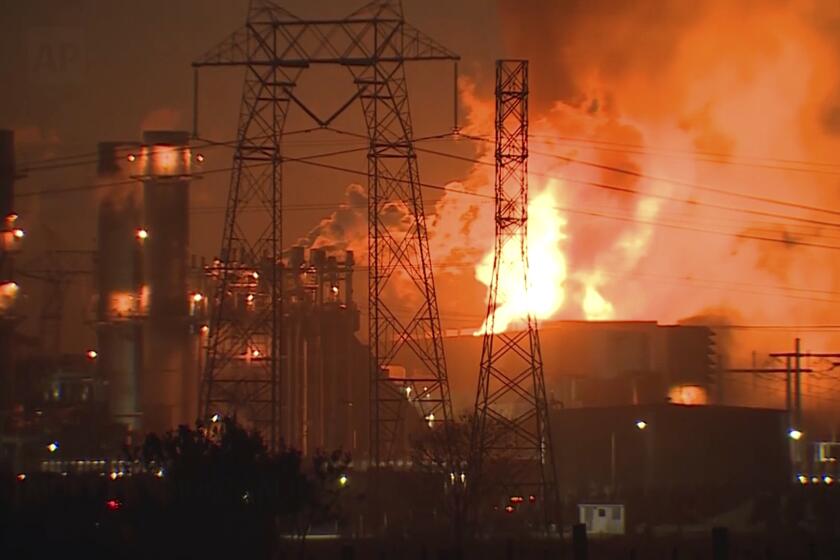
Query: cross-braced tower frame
[
  {"left": 194, "top": 0, "right": 455, "bottom": 459},
  {"left": 472, "top": 60, "right": 559, "bottom": 527}
]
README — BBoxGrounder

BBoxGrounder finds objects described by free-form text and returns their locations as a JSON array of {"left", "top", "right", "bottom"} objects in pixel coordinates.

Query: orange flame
[{"left": 476, "top": 185, "right": 568, "bottom": 334}]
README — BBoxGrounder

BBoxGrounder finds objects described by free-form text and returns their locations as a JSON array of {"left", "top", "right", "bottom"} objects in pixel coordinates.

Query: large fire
[
  {"left": 305, "top": 0, "right": 840, "bottom": 397},
  {"left": 423, "top": 0, "right": 840, "bottom": 351},
  {"left": 475, "top": 186, "right": 568, "bottom": 334}
]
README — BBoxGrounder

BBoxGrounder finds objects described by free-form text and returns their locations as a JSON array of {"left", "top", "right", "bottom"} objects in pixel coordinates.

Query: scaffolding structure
[
  {"left": 194, "top": 0, "right": 456, "bottom": 458},
  {"left": 471, "top": 60, "right": 559, "bottom": 527}
]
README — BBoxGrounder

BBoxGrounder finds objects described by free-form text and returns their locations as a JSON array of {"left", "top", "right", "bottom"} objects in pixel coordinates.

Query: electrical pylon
[
  {"left": 471, "top": 60, "right": 559, "bottom": 528},
  {"left": 194, "top": 0, "right": 456, "bottom": 459}
]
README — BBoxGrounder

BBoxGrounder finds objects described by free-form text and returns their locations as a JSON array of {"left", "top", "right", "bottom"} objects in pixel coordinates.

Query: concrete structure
[
  {"left": 136, "top": 130, "right": 194, "bottom": 433},
  {"left": 0, "top": 130, "right": 20, "bottom": 417},
  {"left": 0, "top": 130, "right": 14, "bottom": 219},
  {"left": 444, "top": 321, "right": 715, "bottom": 411},
  {"left": 94, "top": 132, "right": 202, "bottom": 435},
  {"left": 96, "top": 141, "right": 143, "bottom": 430}
]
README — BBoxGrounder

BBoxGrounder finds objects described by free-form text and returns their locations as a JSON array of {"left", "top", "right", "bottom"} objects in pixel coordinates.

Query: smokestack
[
  {"left": 138, "top": 130, "right": 194, "bottom": 433},
  {"left": 96, "top": 141, "right": 143, "bottom": 431},
  {"left": 0, "top": 130, "right": 16, "bottom": 415},
  {"left": 0, "top": 130, "right": 14, "bottom": 218}
]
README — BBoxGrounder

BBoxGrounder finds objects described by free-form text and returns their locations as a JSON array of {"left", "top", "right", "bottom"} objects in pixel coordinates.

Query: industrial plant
[{"left": 3, "top": 0, "right": 840, "bottom": 558}]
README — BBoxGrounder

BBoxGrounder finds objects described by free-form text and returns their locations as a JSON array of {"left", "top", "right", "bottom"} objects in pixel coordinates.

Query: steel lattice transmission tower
[
  {"left": 194, "top": 0, "right": 456, "bottom": 458},
  {"left": 472, "top": 60, "right": 559, "bottom": 525}
]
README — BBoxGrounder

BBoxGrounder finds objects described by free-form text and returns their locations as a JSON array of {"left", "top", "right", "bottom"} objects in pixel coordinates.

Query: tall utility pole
[
  {"left": 769, "top": 340, "right": 840, "bottom": 473},
  {"left": 767, "top": 339, "right": 840, "bottom": 431},
  {"left": 194, "top": 0, "right": 456, "bottom": 457},
  {"left": 472, "top": 60, "right": 559, "bottom": 529}
]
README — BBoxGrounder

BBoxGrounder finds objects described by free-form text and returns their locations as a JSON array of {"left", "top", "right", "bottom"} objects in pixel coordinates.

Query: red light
[
  {"left": 106, "top": 499, "right": 122, "bottom": 511},
  {"left": 529, "top": 495, "right": 536, "bottom": 503},
  {"left": 509, "top": 495, "right": 524, "bottom": 504},
  {"left": 504, "top": 505, "right": 515, "bottom": 514}
]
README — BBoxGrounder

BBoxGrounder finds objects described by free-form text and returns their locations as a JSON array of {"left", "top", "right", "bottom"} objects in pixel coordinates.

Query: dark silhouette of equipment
[
  {"left": 193, "top": 0, "right": 456, "bottom": 460},
  {"left": 471, "top": 60, "right": 559, "bottom": 528}
]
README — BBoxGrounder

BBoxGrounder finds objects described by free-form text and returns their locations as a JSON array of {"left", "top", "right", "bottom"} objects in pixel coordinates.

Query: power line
[
  {"left": 458, "top": 133, "right": 840, "bottom": 219},
  {"left": 17, "top": 126, "right": 367, "bottom": 172},
  {"left": 526, "top": 134, "right": 840, "bottom": 176},
  {"left": 16, "top": 146, "right": 370, "bottom": 199},
  {"left": 414, "top": 146, "right": 840, "bottom": 230},
  {"left": 285, "top": 155, "right": 840, "bottom": 252},
  {"left": 19, "top": 141, "right": 840, "bottom": 254}
]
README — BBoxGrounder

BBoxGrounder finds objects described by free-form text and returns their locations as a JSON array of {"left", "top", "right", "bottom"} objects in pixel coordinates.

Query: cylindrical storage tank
[
  {"left": 138, "top": 130, "right": 193, "bottom": 433},
  {"left": 97, "top": 141, "right": 143, "bottom": 430}
]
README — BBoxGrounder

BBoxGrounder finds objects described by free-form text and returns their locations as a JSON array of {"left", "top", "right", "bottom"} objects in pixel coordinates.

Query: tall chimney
[
  {"left": 0, "top": 130, "right": 17, "bottom": 415},
  {"left": 137, "top": 130, "right": 193, "bottom": 432},
  {"left": 0, "top": 130, "right": 14, "bottom": 219},
  {"left": 96, "top": 141, "right": 143, "bottom": 431}
]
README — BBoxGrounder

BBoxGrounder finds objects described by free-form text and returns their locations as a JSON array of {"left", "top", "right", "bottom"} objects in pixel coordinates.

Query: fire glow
[{"left": 475, "top": 186, "right": 569, "bottom": 334}]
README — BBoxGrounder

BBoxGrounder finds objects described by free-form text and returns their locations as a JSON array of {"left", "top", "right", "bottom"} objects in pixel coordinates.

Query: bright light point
[
  {"left": 155, "top": 468, "right": 164, "bottom": 478},
  {"left": 426, "top": 413, "right": 435, "bottom": 428},
  {"left": 331, "top": 285, "right": 339, "bottom": 295},
  {"left": 195, "top": 153, "right": 205, "bottom": 163},
  {"left": 12, "top": 228, "right": 24, "bottom": 239},
  {"left": 252, "top": 271, "right": 259, "bottom": 279},
  {"left": 797, "top": 474, "right": 808, "bottom": 484},
  {"left": 635, "top": 420, "right": 647, "bottom": 430},
  {"left": 47, "top": 442, "right": 59, "bottom": 453},
  {"left": 136, "top": 228, "right": 148, "bottom": 240},
  {"left": 192, "top": 293, "right": 203, "bottom": 303},
  {"left": 126, "top": 154, "right": 136, "bottom": 162},
  {"left": 338, "top": 474, "right": 349, "bottom": 487},
  {"left": 109, "top": 472, "right": 118, "bottom": 480},
  {"left": 6, "top": 213, "right": 18, "bottom": 222},
  {"left": 200, "top": 325, "right": 209, "bottom": 334},
  {"left": 86, "top": 349, "right": 98, "bottom": 360},
  {"left": 16, "top": 473, "right": 25, "bottom": 481},
  {"left": 251, "top": 349, "right": 260, "bottom": 358},
  {"left": 812, "top": 477, "right": 820, "bottom": 484},
  {"left": 824, "top": 476, "right": 833, "bottom": 485},
  {"left": 475, "top": 186, "right": 568, "bottom": 335},
  {"left": 789, "top": 429, "right": 803, "bottom": 441},
  {"left": 1, "top": 281, "right": 19, "bottom": 292},
  {"left": 106, "top": 499, "right": 121, "bottom": 511},
  {"left": 504, "top": 505, "right": 515, "bottom": 514},
  {"left": 211, "top": 413, "right": 220, "bottom": 423},
  {"left": 246, "top": 294, "right": 255, "bottom": 303}
]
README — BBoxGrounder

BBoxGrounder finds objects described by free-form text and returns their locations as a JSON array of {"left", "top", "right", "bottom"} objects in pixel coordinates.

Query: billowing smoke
[
  {"left": 297, "top": 183, "right": 368, "bottom": 254},
  {"left": 424, "top": 0, "right": 840, "bottom": 382}
]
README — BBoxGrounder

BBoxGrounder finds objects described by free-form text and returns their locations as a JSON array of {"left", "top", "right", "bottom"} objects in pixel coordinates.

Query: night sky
[{"left": 0, "top": 0, "right": 502, "bottom": 350}]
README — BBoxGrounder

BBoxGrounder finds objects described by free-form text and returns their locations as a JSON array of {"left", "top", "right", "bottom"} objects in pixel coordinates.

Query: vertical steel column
[
  {"left": 194, "top": 0, "right": 457, "bottom": 460},
  {"left": 472, "top": 60, "right": 559, "bottom": 530}
]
